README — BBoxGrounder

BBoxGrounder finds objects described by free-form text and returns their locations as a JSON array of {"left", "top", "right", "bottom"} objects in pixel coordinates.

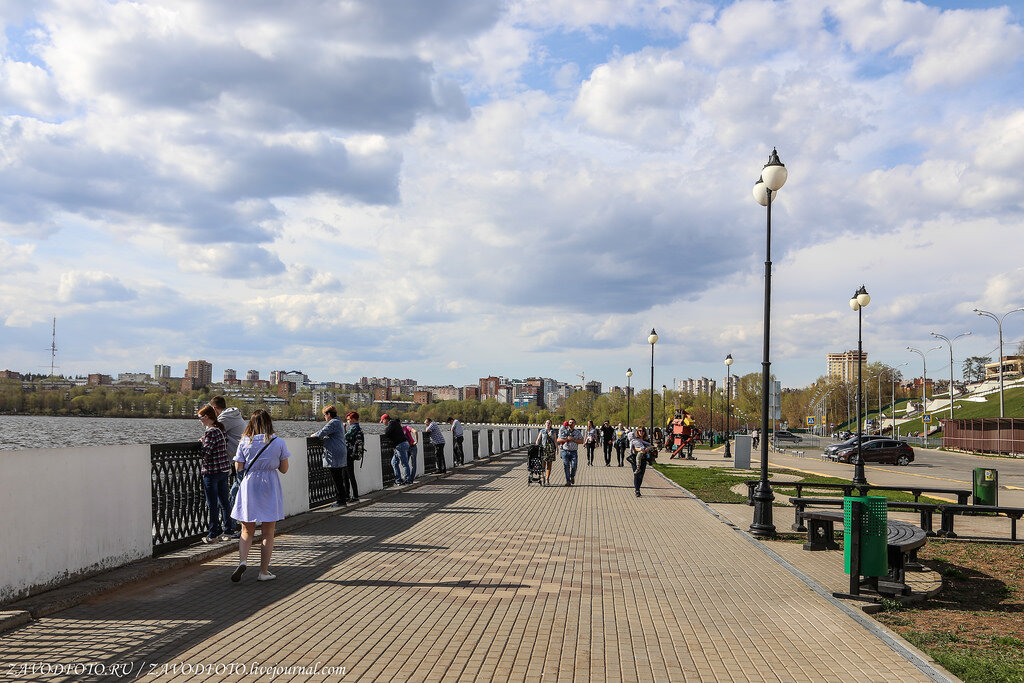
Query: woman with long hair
[
  {"left": 230, "top": 410, "right": 290, "bottom": 583},
  {"left": 584, "top": 420, "right": 600, "bottom": 466},
  {"left": 197, "top": 405, "right": 235, "bottom": 543},
  {"left": 535, "top": 419, "right": 558, "bottom": 485}
]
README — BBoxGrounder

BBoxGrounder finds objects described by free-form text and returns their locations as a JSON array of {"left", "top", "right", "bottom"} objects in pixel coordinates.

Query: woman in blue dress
[{"left": 230, "top": 410, "right": 289, "bottom": 583}]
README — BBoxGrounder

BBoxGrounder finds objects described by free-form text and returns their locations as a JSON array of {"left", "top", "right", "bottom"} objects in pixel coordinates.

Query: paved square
[{"left": 0, "top": 454, "right": 944, "bottom": 681}]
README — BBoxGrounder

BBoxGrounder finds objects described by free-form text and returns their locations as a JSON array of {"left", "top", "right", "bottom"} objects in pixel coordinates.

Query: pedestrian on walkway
[
  {"left": 197, "top": 405, "right": 235, "bottom": 543},
  {"left": 600, "top": 420, "right": 615, "bottom": 466},
  {"left": 424, "top": 417, "right": 447, "bottom": 473},
  {"left": 231, "top": 410, "right": 289, "bottom": 583},
  {"left": 629, "top": 426, "right": 657, "bottom": 497},
  {"left": 403, "top": 423, "right": 418, "bottom": 484},
  {"left": 381, "top": 414, "right": 411, "bottom": 484},
  {"left": 447, "top": 416, "right": 464, "bottom": 466},
  {"left": 557, "top": 419, "right": 584, "bottom": 486},
  {"left": 584, "top": 420, "right": 599, "bottom": 466},
  {"left": 535, "top": 419, "right": 558, "bottom": 485},
  {"left": 312, "top": 405, "right": 348, "bottom": 507},
  {"left": 343, "top": 411, "right": 362, "bottom": 502},
  {"left": 614, "top": 422, "right": 629, "bottom": 467}
]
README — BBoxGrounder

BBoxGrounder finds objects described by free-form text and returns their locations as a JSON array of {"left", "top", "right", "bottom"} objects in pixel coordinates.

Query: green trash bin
[
  {"left": 844, "top": 496, "right": 887, "bottom": 577},
  {"left": 973, "top": 468, "right": 998, "bottom": 506}
]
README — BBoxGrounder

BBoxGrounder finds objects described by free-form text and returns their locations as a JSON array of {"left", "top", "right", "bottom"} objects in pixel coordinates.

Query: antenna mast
[{"left": 50, "top": 317, "right": 57, "bottom": 377}]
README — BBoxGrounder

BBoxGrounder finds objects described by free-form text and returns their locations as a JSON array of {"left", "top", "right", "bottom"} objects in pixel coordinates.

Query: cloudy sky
[{"left": 0, "top": 0, "right": 1022, "bottom": 391}]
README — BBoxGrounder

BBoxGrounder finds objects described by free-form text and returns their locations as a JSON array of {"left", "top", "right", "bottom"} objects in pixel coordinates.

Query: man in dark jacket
[{"left": 380, "top": 414, "right": 411, "bottom": 484}]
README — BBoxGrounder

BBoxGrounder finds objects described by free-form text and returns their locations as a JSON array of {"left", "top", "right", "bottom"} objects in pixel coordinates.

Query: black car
[
  {"left": 835, "top": 439, "right": 914, "bottom": 466},
  {"left": 772, "top": 430, "right": 802, "bottom": 443},
  {"left": 824, "top": 435, "right": 880, "bottom": 457}
]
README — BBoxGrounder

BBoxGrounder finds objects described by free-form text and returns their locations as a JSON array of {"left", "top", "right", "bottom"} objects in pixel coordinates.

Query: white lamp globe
[
  {"left": 725, "top": 354, "right": 734, "bottom": 366},
  {"left": 648, "top": 328, "right": 659, "bottom": 345},
  {"left": 752, "top": 179, "right": 770, "bottom": 206},
  {"left": 850, "top": 298, "right": 860, "bottom": 311},
  {"left": 857, "top": 290, "right": 871, "bottom": 307},
  {"left": 761, "top": 148, "right": 788, "bottom": 191}
]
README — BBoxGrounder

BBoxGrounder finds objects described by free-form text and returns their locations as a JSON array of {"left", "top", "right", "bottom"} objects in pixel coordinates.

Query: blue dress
[{"left": 231, "top": 434, "right": 290, "bottom": 523}]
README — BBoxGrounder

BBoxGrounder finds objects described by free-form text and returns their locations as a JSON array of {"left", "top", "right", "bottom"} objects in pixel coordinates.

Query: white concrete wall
[
  {"left": 0, "top": 444, "right": 152, "bottom": 604},
  {"left": 281, "top": 438, "right": 311, "bottom": 518}
]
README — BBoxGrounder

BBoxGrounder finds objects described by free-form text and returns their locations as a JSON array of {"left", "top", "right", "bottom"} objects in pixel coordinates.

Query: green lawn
[{"left": 835, "top": 385, "right": 1024, "bottom": 437}]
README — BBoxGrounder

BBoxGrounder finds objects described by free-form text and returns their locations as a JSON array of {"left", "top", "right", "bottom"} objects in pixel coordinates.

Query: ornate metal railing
[
  {"left": 471, "top": 431, "right": 480, "bottom": 460},
  {"left": 422, "top": 442, "right": 438, "bottom": 474},
  {"left": 151, "top": 441, "right": 208, "bottom": 554},
  {"left": 306, "top": 437, "right": 335, "bottom": 508},
  {"left": 487, "top": 430, "right": 493, "bottom": 456},
  {"left": 380, "top": 437, "right": 396, "bottom": 487}
]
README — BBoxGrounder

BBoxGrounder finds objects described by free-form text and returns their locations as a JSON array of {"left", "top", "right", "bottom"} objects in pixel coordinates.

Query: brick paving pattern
[{"left": 0, "top": 454, "right": 940, "bottom": 681}]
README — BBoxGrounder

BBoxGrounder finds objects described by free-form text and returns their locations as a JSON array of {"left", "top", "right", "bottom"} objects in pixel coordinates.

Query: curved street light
[
  {"left": 930, "top": 331, "right": 971, "bottom": 422},
  {"left": 907, "top": 345, "right": 942, "bottom": 440},
  {"left": 750, "top": 148, "right": 787, "bottom": 538},
  {"left": 973, "top": 307, "right": 1024, "bottom": 418}
]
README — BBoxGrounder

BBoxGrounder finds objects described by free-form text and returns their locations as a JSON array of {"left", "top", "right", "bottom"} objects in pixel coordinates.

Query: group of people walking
[{"left": 534, "top": 418, "right": 657, "bottom": 496}]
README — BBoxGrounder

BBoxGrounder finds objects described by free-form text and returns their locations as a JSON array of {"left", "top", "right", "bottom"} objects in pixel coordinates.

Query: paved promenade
[{"left": 0, "top": 453, "right": 950, "bottom": 682}]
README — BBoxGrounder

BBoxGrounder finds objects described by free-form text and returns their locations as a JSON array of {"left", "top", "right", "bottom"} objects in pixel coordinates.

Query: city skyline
[{"left": 0, "top": 1, "right": 1022, "bottom": 390}]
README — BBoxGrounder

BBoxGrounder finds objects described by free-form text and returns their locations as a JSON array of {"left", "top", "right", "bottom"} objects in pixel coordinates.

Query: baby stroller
[{"left": 527, "top": 444, "right": 544, "bottom": 485}]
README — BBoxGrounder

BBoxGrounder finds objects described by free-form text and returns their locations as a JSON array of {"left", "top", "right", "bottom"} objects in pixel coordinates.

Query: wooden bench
[
  {"left": 937, "top": 504, "right": 1024, "bottom": 540},
  {"left": 789, "top": 497, "right": 938, "bottom": 536},
  {"left": 795, "top": 509, "right": 927, "bottom": 596}
]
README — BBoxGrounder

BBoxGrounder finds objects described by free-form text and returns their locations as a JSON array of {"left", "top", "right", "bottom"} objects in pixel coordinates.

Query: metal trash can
[
  {"left": 844, "top": 496, "right": 887, "bottom": 577},
  {"left": 973, "top": 468, "right": 998, "bottom": 506}
]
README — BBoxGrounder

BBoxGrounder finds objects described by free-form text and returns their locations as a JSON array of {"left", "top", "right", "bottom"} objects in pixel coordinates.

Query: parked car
[
  {"left": 824, "top": 435, "right": 880, "bottom": 457},
  {"left": 835, "top": 439, "right": 914, "bottom": 466},
  {"left": 772, "top": 430, "right": 802, "bottom": 443}
]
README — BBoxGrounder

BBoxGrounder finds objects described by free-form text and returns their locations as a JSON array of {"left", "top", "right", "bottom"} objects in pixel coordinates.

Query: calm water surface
[{"left": 0, "top": 415, "right": 393, "bottom": 451}]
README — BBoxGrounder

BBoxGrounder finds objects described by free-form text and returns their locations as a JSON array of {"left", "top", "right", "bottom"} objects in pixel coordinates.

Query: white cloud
[{"left": 57, "top": 270, "right": 137, "bottom": 304}]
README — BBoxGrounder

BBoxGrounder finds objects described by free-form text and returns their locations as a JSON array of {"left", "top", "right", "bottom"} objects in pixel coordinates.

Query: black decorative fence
[
  {"left": 422, "top": 442, "right": 438, "bottom": 474},
  {"left": 151, "top": 441, "right": 208, "bottom": 554},
  {"left": 471, "top": 431, "right": 480, "bottom": 460},
  {"left": 487, "top": 430, "right": 493, "bottom": 456},
  {"left": 380, "top": 437, "right": 396, "bottom": 488},
  {"left": 306, "top": 437, "right": 335, "bottom": 508}
]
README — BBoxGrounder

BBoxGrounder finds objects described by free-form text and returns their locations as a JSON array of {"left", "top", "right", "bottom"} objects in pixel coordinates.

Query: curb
[{"left": 0, "top": 449, "right": 524, "bottom": 635}]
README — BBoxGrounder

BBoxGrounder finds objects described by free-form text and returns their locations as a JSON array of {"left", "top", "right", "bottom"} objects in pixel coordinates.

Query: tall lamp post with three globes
[{"left": 626, "top": 368, "right": 633, "bottom": 427}]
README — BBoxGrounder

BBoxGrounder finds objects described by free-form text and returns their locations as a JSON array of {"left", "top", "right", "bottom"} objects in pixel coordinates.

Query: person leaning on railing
[
  {"left": 197, "top": 405, "right": 237, "bottom": 543},
  {"left": 343, "top": 411, "right": 363, "bottom": 503},
  {"left": 312, "top": 405, "right": 349, "bottom": 508}
]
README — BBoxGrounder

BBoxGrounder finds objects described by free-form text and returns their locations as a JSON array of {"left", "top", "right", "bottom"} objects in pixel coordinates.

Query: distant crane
[{"left": 577, "top": 371, "right": 585, "bottom": 390}]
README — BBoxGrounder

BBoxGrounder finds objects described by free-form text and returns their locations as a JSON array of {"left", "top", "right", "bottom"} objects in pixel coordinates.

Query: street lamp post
[
  {"left": 889, "top": 362, "right": 908, "bottom": 437},
  {"left": 907, "top": 345, "right": 941, "bottom": 441},
  {"left": 662, "top": 384, "right": 667, "bottom": 431},
  {"left": 626, "top": 368, "right": 633, "bottom": 427},
  {"left": 973, "top": 307, "right": 1024, "bottom": 418},
  {"left": 724, "top": 354, "right": 734, "bottom": 458},
  {"left": 750, "top": 148, "right": 787, "bottom": 538},
  {"left": 649, "top": 330, "right": 658, "bottom": 432},
  {"left": 849, "top": 285, "right": 871, "bottom": 486},
  {"left": 930, "top": 331, "right": 972, "bottom": 422}
]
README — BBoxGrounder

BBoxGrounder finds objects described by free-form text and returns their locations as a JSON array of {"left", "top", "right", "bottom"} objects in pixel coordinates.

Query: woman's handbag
[{"left": 228, "top": 437, "right": 276, "bottom": 508}]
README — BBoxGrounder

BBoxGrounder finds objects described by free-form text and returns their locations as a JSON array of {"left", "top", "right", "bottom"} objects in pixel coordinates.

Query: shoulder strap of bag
[{"left": 240, "top": 436, "right": 276, "bottom": 481}]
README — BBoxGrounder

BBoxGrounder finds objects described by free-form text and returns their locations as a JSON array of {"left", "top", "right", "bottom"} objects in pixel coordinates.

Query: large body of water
[{"left": 0, "top": 415, "right": 395, "bottom": 451}]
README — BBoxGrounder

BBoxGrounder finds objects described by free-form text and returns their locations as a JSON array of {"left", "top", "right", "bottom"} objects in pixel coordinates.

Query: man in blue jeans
[{"left": 557, "top": 419, "right": 584, "bottom": 486}]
